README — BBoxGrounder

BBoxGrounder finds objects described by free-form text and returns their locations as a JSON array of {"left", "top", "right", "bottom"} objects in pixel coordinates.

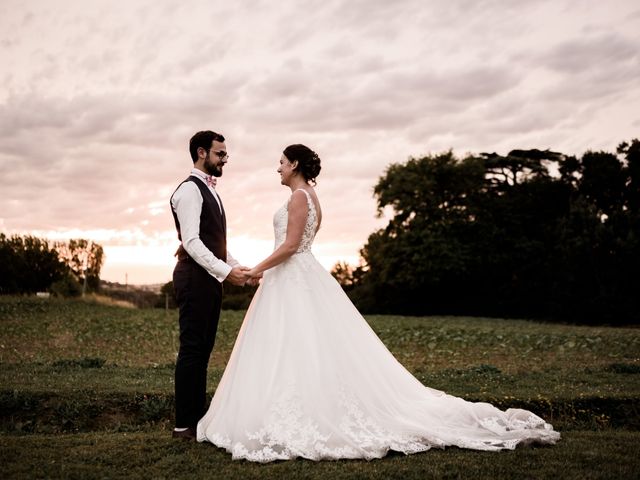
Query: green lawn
[
  {"left": 1, "top": 430, "right": 638, "bottom": 480},
  {"left": 1, "top": 296, "right": 639, "bottom": 479}
]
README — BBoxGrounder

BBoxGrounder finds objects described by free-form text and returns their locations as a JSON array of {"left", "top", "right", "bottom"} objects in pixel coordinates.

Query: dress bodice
[{"left": 273, "top": 189, "right": 319, "bottom": 253}]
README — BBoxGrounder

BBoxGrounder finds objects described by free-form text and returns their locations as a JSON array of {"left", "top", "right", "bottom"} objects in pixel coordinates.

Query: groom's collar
[{"left": 190, "top": 168, "right": 207, "bottom": 181}]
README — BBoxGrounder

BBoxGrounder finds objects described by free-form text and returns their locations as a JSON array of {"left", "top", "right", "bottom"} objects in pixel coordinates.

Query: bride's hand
[
  {"left": 245, "top": 269, "right": 262, "bottom": 286},
  {"left": 244, "top": 268, "right": 259, "bottom": 278}
]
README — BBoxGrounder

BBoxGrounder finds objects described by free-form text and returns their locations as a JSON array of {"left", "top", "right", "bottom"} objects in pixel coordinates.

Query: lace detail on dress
[
  {"left": 204, "top": 383, "right": 559, "bottom": 462},
  {"left": 207, "top": 385, "right": 352, "bottom": 462},
  {"left": 273, "top": 189, "right": 318, "bottom": 253},
  {"left": 337, "top": 389, "right": 436, "bottom": 457},
  {"left": 208, "top": 384, "right": 434, "bottom": 462}
]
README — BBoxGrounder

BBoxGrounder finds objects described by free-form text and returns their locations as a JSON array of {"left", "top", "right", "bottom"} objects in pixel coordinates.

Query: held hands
[
  {"left": 226, "top": 266, "right": 263, "bottom": 287},
  {"left": 226, "top": 266, "right": 251, "bottom": 286},
  {"left": 245, "top": 269, "right": 263, "bottom": 287}
]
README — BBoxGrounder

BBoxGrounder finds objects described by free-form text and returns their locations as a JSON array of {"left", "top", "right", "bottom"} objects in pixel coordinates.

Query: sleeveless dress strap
[
  {"left": 294, "top": 188, "right": 311, "bottom": 199},
  {"left": 292, "top": 188, "right": 313, "bottom": 207}
]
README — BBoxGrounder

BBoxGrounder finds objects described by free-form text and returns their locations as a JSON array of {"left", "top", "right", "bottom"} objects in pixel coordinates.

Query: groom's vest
[{"left": 170, "top": 176, "right": 227, "bottom": 264}]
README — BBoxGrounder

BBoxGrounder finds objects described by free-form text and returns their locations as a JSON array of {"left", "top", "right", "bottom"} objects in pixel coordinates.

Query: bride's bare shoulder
[{"left": 288, "top": 189, "right": 309, "bottom": 210}]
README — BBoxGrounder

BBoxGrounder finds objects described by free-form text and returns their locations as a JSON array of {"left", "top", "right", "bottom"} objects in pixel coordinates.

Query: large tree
[
  {"left": 350, "top": 140, "right": 639, "bottom": 324},
  {"left": 0, "top": 234, "right": 105, "bottom": 296},
  {"left": 55, "top": 239, "right": 105, "bottom": 292},
  {"left": 0, "top": 234, "right": 68, "bottom": 294}
]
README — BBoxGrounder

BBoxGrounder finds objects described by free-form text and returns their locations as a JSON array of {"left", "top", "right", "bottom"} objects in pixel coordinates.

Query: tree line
[
  {"left": 332, "top": 139, "right": 640, "bottom": 325},
  {"left": 0, "top": 235, "right": 104, "bottom": 297},
  {"left": 3, "top": 138, "right": 639, "bottom": 324},
  {"left": 0, "top": 232, "right": 256, "bottom": 310}
]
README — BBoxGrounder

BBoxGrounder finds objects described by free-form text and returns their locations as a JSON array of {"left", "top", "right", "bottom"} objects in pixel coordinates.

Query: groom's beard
[{"left": 204, "top": 155, "right": 223, "bottom": 177}]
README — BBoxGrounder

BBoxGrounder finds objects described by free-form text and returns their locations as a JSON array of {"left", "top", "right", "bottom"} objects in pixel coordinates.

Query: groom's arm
[
  {"left": 226, "top": 251, "right": 241, "bottom": 269},
  {"left": 171, "top": 182, "right": 233, "bottom": 282}
]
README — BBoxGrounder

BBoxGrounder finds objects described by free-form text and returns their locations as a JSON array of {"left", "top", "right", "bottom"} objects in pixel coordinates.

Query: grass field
[{"left": 1, "top": 296, "right": 639, "bottom": 479}]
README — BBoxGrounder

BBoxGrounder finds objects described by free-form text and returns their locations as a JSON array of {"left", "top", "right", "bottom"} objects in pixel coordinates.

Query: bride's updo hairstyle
[{"left": 283, "top": 144, "right": 321, "bottom": 185}]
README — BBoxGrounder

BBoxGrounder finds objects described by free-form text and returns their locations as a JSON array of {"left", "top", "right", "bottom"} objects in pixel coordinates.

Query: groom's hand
[{"left": 227, "top": 266, "right": 250, "bottom": 286}]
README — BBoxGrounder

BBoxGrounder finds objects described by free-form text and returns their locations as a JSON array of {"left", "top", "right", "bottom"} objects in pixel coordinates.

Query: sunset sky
[{"left": 1, "top": 0, "right": 639, "bottom": 285}]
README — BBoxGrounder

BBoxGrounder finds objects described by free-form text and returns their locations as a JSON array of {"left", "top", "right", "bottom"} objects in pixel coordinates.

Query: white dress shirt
[{"left": 171, "top": 168, "right": 240, "bottom": 282}]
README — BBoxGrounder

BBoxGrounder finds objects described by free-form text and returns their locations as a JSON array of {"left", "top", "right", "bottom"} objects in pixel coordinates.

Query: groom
[{"left": 170, "top": 130, "right": 249, "bottom": 440}]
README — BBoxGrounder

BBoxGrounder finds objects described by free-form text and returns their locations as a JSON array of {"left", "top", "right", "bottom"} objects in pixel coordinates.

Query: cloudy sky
[{"left": 1, "top": 0, "right": 639, "bottom": 284}]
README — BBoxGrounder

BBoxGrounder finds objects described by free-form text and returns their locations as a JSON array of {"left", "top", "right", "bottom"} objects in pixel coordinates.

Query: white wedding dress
[{"left": 197, "top": 189, "right": 560, "bottom": 462}]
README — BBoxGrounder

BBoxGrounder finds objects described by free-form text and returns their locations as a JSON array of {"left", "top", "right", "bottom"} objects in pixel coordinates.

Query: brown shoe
[{"left": 172, "top": 427, "right": 196, "bottom": 441}]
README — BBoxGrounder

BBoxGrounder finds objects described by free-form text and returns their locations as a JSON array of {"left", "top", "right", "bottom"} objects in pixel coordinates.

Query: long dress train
[{"left": 197, "top": 189, "right": 560, "bottom": 462}]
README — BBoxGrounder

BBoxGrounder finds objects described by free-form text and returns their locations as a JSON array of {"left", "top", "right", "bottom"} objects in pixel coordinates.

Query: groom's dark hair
[{"left": 189, "top": 130, "right": 225, "bottom": 162}]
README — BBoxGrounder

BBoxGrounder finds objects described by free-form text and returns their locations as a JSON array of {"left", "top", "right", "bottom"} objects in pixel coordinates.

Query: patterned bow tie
[{"left": 206, "top": 175, "right": 217, "bottom": 188}]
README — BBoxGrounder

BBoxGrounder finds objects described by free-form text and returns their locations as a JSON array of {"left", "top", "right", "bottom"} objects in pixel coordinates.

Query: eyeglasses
[{"left": 212, "top": 150, "right": 228, "bottom": 160}]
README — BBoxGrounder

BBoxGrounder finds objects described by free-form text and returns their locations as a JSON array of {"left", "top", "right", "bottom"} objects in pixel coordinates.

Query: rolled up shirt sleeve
[{"left": 171, "top": 182, "right": 233, "bottom": 283}]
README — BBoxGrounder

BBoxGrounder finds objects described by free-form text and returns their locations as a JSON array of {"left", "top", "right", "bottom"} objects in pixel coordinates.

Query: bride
[{"left": 196, "top": 144, "right": 560, "bottom": 462}]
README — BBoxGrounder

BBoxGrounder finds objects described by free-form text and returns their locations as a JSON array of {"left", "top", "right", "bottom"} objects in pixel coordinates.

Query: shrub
[{"left": 49, "top": 274, "right": 83, "bottom": 298}]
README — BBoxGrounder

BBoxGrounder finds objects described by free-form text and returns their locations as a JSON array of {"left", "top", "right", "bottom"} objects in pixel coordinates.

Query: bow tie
[{"left": 205, "top": 175, "right": 217, "bottom": 188}]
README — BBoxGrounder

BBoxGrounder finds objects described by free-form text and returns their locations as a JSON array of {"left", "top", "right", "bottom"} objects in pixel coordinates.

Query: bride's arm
[{"left": 248, "top": 190, "right": 308, "bottom": 277}]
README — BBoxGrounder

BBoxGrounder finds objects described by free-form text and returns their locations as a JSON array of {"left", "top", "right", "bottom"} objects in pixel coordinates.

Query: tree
[
  {"left": 579, "top": 150, "right": 625, "bottom": 217},
  {"left": 617, "top": 138, "right": 640, "bottom": 213},
  {"left": 0, "top": 234, "right": 106, "bottom": 296},
  {"left": 331, "top": 261, "right": 357, "bottom": 290},
  {"left": 481, "top": 148, "right": 561, "bottom": 187},
  {"left": 55, "top": 239, "right": 105, "bottom": 293},
  {"left": 0, "top": 234, "right": 68, "bottom": 294},
  {"left": 356, "top": 151, "right": 488, "bottom": 314},
  {"left": 348, "top": 141, "right": 639, "bottom": 323}
]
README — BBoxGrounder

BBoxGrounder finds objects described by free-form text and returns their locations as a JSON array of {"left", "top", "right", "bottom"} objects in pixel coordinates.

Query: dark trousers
[{"left": 173, "top": 260, "right": 222, "bottom": 428}]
